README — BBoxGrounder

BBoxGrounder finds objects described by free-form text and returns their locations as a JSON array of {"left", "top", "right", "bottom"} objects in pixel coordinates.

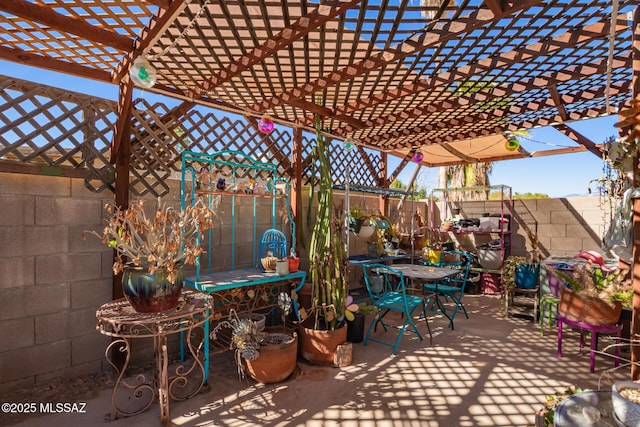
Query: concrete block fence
[{"left": 0, "top": 171, "right": 610, "bottom": 392}]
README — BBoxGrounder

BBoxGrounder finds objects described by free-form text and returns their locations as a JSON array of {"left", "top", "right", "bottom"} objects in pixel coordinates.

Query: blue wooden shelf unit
[{"left": 180, "top": 150, "right": 306, "bottom": 384}]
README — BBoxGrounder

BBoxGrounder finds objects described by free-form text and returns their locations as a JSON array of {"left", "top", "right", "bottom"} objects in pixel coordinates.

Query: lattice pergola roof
[{"left": 0, "top": 0, "right": 637, "bottom": 166}]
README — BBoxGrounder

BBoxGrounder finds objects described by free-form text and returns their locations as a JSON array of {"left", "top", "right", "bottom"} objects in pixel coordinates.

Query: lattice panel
[
  {"left": 0, "top": 75, "right": 117, "bottom": 192},
  {"left": 300, "top": 132, "right": 380, "bottom": 188},
  {"left": 130, "top": 98, "right": 301, "bottom": 197},
  {"left": 0, "top": 76, "right": 389, "bottom": 197}
]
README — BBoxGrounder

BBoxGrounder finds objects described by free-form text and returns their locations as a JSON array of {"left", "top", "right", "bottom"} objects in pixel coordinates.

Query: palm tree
[{"left": 437, "top": 163, "right": 493, "bottom": 201}]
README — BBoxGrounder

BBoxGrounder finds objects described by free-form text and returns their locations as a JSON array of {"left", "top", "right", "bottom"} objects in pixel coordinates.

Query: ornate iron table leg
[{"left": 104, "top": 338, "right": 154, "bottom": 421}]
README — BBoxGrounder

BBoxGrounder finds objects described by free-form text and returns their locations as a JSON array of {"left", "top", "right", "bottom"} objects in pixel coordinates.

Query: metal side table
[{"left": 96, "top": 289, "right": 212, "bottom": 423}]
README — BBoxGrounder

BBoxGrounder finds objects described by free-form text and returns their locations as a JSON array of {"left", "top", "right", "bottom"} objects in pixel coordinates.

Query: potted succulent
[
  {"left": 211, "top": 296, "right": 298, "bottom": 384},
  {"left": 552, "top": 261, "right": 631, "bottom": 326},
  {"left": 85, "top": 196, "right": 219, "bottom": 312},
  {"left": 297, "top": 113, "right": 349, "bottom": 365}
]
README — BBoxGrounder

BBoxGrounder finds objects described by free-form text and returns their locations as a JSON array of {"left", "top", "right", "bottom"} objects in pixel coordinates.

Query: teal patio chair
[
  {"left": 423, "top": 250, "right": 472, "bottom": 329},
  {"left": 362, "top": 263, "right": 431, "bottom": 354}
]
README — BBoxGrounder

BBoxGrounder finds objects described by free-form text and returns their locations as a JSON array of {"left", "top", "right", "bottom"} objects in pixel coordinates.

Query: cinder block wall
[
  {"left": 445, "top": 198, "right": 609, "bottom": 260},
  {"left": 0, "top": 171, "right": 291, "bottom": 393},
  {"left": 0, "top": 171, "right": 609, "bottom": 393}
]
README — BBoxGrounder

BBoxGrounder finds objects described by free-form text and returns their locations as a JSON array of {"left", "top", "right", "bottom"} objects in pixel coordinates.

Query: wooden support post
[
  {"left": 631, "top": 6, "right": 640, "bottom": 381},
  {"left": 291, "top": 127, "right": 303, "bottom": 253},
  {"left": 379, "top": 152, "right": 388, "bottom": 215},
  {"left": 111, "top": 79, "right": 134, "bottom": 301}
]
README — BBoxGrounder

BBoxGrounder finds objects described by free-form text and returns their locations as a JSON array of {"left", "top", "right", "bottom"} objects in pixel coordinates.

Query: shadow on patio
[{"left": 12, "top": 295, "right": 628, "bottom": 427}]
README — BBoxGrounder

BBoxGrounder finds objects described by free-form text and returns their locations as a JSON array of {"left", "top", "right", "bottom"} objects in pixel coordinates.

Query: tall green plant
[{"left": 308, "top": 114, "right": 348, "bottom": 330}]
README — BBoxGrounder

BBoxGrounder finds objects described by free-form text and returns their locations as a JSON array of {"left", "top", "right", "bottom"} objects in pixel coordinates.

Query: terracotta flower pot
[
  {"left": 288, "top": 258, "right": 300, "bottom": 273},
  {"left": 558, "top": 286, "right": 622, "bottom": 326},
  {"left": 297, "top": 318, "right": 347, "bottom": 366},
  {"left": 245, "top": 330, "right": 298, "bottom": 384}
]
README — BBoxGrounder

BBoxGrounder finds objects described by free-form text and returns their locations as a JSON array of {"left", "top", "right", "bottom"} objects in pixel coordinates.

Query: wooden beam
[
  {"left": 547, "top": 84, "right": 568, "bottom": 121},
  {"left": 111, "top": 78, "right": 134, "bottom": 164},
  {"left": 483, "top": 0, "right": 504, "bottom": 16},
  {"left": 0, "top": 45, "right": 112, "bottom": 83},
  {"left": 331, "top": 53, "right": 631, "bottom": 139},
  {"left": 291, "top": 127, "right": 303, "bottom": 254},
  {"left": 439, "top": 143, "right": 480, "bottom": 163},
  {"left": 251, "top": 0, "right": 544, "bottom": 113},
  {"left": 194, "top": 0, "right": 362, "bottom": 97},
  {"left": 143, "top": 0, "right": 170, "bottom": 9},
  {"left": 630, "top": 5, "right": 640, "bottom": 382},
  {"left": 0, "top": 0, "right": 132, "bottom": 51},
  {"left": 389, "top": 150, "right": 415, "bottom": 184},
  {"left": 356, "top": 145, "right": 380, "bottom": 183},
  {"left": 113, "top": 79, "right": 133, "bottom": 301},
  {"left": 379, "top": 152, "right": 388, "bottom": 215},
  {"left": 0, "top": 159, "right": 87, "bottom": 178},
  {"left": 315, "top": 12, "right": 628, "bottom": 130},
  {"left": 359, "top": 76, "right": 630, "bottom": 149},
  {"left": 551, "top": 123, "right": 603, "bottom": 158},
  {"left": 112, "top": 0, "right": 189, "bottom": 82}
]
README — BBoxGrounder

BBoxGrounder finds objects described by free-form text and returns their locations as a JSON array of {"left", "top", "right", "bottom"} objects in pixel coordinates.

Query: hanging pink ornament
[
  {"left": 258, "top": 115, "right": 274, "bottom": 134},
  {"left": 412, "top": 151, "right": 424, "bottom": 162}
]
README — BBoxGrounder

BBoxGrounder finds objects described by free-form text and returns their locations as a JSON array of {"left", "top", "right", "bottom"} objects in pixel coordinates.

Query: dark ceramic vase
[{"left": 122, "top": 265, "right": 183, "bottom": 313}]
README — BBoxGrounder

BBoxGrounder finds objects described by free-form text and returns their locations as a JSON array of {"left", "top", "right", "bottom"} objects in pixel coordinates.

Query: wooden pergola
[{"left": 1, "top": 0, "right": 640, "bottom": 376}]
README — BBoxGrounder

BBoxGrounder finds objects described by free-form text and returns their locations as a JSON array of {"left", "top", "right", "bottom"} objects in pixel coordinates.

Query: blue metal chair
[
  {"left": 362, "top": 263, "right": 431, "bottom": 354},
  {"left": 423, "top": 250, "right": 472, "bottom": 329}
]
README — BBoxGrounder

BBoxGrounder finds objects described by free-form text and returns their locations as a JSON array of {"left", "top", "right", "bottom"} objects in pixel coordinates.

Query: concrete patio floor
[{"left": 10, "top": 294, "right": 630, "bottom": 426}]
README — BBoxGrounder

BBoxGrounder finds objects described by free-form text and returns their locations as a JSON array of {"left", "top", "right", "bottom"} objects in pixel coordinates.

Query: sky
[{"left": 0, "top": 60, "right": 618, "bottom": 198}]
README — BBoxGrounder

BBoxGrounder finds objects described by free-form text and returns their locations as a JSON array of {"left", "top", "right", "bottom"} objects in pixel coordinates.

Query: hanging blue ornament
[{"left": 412, "top": 151, "right": 424, "bottom": 162}]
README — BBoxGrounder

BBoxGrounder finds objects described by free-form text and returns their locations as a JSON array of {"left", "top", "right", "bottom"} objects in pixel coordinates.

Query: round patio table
[{"left": 96, "top": 289, "right": 212, "bottom": 423}]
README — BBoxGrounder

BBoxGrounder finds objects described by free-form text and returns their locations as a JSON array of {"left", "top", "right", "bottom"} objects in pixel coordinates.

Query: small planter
[
  {"left": 238, "top": 313, "right": 266, "bottom": 331},
  {"left": 357, "top": 223, "right": 376, "bottom": 239},
  {"left": 245, "top": 330, "right": 298, "bottom": 384},
  {"left": 558, "top": 286, "right": 622, "bottom": 326},
  {"left": 422, "top": 248, "right": 441, "bottom": 264},
  {"left": 515, "top": 263, "right": 540, "bottom": 289},
  {"left": 297, "top": 318, "right": 347, "bottom": 366},
  {"left": 349, "top": 217, "right": 363, "bottom": 234},
  {"left": 612, "top": 381, "right": 640, "bottom": 426},
  {"left": 288, "top": 257, "right": 300, "bottom": 273}
]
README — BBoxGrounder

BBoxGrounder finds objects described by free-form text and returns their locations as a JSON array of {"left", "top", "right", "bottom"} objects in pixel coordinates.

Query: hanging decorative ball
[
  {"left": 258, "top": 115, "right": 275, "bottom": 134},
  {"left": 344, "top": 139, "right": 354, "bottom": 151},
  {"left": 129, "top": 57, "right": 157, "bottom": 89},
  {"left": 412, "top": 151, "right": 424, "bottom": 162},
  {"left": 505, "top": 138, "right": 520, "bottom": 151}
]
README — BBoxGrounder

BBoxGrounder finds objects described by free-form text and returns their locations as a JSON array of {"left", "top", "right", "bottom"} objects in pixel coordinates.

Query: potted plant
[
  {"left": 297, "top": 113, "right": 349, "bottom": 365},
  {"left": 552, "top": 261, "right": 631, "bottom": 326},
  {"left": 348, "top": 207, "right": 364, "bottom": 234},
  {"left": 85, "top": 196, "right": 220, "bottom": 313},
  {"left": 211, "top": 297, "right": 298, "bottom": 384}
]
